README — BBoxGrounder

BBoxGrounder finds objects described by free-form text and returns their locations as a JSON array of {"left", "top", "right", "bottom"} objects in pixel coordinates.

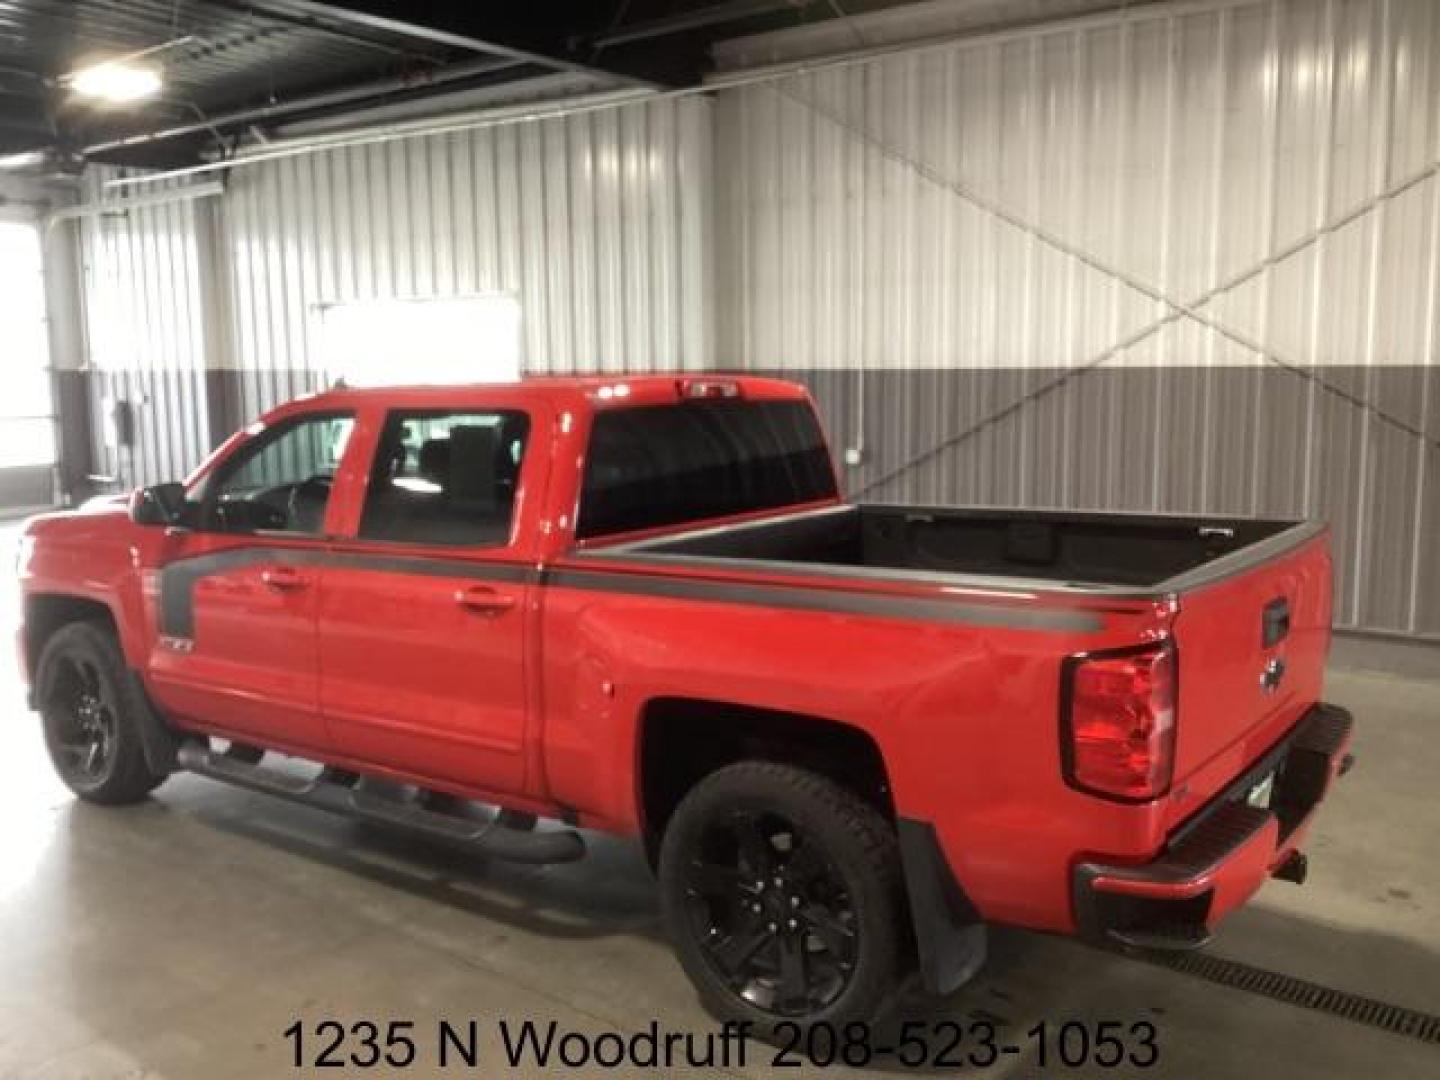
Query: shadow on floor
[
  {"left": 172, "top": 789, "right": 665, "bottom": 942},
  {"left": 47, "top": 779, "right": 1436, "bottom": 1079}
]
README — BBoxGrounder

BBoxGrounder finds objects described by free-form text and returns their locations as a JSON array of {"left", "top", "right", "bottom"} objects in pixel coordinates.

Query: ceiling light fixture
[
  {"left": 0, "top": 149, "right": 49, "bottom": 171},
  {"left": 62, "top": 35, "right": 193, "bottom": 106},
  {"left": 70, "top": 61, "right": 163, "bottom": 104}
]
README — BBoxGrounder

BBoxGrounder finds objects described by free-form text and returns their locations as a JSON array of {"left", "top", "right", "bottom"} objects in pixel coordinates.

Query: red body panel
[
  {"left": 152, "top": 540, "right": 328, "bottom": 751},
  {"left": 1161, "top": 541, "right": 1332, "bottom": 830},
  {"left": 17, "top": 374, "right": 1344, "bottom": 939}
]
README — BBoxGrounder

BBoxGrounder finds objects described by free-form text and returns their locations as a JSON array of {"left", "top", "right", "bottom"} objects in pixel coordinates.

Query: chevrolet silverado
[{"left": 17, "top": 374, "right": 1354, "bottom": 1030}]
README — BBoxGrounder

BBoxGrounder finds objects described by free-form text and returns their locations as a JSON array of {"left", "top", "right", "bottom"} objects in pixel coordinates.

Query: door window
[
  {"left": 203, "top": 413, "right": 354, "bottom": 534},
  {"left": 359, "top": 409, "right": 529, "bottom": 547}
]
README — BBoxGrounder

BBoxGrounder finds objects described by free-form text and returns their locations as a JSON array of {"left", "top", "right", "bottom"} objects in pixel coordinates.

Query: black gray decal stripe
[
  {"left": 158, "top": 547, "right": 531, "bottom": 639},
  {"left": 547, "top": 567, "right": 1104, "bottom": 632},
  {"left": 325, "top": 551, "right": 531, "bottom": 584},
  {"left": 161, "top": 548, "right": 321, "bottom": 639},
  {"left": 160, "top": 546, "right": 1104, "bottom": 638}
]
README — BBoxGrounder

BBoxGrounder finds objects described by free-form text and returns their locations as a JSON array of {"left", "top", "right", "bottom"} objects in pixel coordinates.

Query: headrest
[
  {"left": 448, "top": 425, "right": 499, "bottom": 504},
  {"left": 374, "top": 438, "right": 407, "bottom": 480},
  {"left": 418, "top": 438, "right": 450, "bottom": 484}
]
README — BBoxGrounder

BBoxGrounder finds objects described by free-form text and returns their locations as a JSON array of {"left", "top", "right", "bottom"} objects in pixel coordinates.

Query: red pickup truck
[{"left": 18, "top": 374, "right": 1353, "bottom": 1030}]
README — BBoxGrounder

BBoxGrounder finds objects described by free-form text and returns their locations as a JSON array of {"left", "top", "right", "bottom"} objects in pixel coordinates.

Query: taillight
[{"left": 1061, "top": 642, "right": 1176, "bottom": 802}]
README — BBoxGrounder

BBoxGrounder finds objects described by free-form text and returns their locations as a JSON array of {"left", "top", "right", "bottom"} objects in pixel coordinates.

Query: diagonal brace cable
[{"left": 767, "top": 84, "right": 1440, "bottom": 494}]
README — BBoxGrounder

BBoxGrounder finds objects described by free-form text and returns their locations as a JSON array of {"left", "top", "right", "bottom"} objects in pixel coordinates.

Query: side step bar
[{"left": 176, "top": 743, "right": 585, "bottom": 865}]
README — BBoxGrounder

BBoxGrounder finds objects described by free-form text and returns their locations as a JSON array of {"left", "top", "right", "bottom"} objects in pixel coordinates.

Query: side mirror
[{"left": 129, "top": 482, "right": 190, "bottom": 527}]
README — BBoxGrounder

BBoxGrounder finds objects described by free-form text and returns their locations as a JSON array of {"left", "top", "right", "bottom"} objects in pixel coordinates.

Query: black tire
[
  {"left": 35, "top": 620, "right": 165, "bottom": 805},
  {"left": 659, "top": 761, "right": 906, "bottom": 1036}
]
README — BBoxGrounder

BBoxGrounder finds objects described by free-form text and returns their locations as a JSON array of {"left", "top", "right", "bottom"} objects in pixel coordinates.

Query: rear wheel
[
  {"left": 36, "top": 621, "right": 165, "bottom": 805},
  {"left": 658, "top": 761, "right": 906, "bottom": 1035}
]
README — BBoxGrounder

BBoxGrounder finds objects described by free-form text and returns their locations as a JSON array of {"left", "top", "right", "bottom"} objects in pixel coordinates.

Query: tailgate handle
[{"left": 1262, "top": 597, "right": 1290, "bottom": 648}]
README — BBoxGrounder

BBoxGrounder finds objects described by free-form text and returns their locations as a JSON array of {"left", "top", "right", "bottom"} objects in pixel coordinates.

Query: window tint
[
  {"left": 205, "top": 413, "right": 353, "bottom": 534},
  {"left": 359, "top": 409, "right": 529, "bottom": 546},
  {"left": 577, "top": 400, "right": 836, "bottom": 540}
]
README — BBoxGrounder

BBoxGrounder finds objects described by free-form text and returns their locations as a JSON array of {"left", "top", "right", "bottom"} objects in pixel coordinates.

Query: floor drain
[{"left": 1142, "top": 950, "right": 1440, "bottom": 1046}]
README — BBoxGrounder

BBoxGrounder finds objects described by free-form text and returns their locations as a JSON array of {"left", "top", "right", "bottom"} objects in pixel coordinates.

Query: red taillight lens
[{"left": 1062, "top": 643, "right": 1176, "bottom": 801}]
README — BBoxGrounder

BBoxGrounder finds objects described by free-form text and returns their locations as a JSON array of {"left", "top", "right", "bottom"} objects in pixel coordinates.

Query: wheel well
[
  {"left": 24, "top": 595, "right": 117, "bottom": 679},
  {"left": 639, "top": 697, "right": 894, "bottom": 857}
]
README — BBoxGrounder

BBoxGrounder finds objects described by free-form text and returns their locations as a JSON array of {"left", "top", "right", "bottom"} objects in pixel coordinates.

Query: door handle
[
  {"left": 260, "top": 565, "right": 309, "bottom": 590},
  {"left": 455, "top": 585, "right": 516, "bottom": 615}
]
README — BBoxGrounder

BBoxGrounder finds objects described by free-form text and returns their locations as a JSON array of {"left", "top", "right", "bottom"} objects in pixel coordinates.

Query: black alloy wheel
[
  {"left": 685, "top": 808, "right": 859, "bottom": 1016},
  {"left": 659, "top": 761, "right": 906, "bottom": 1033},
  {"left": 36, "top": 621, "right": 165, "bottom": 804},
  {"left": 46, "top": 652, "right": 119, "bottom": 785}
]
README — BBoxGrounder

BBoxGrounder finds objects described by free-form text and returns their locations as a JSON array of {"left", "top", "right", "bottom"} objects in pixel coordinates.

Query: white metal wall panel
[
  {"left": 222, "top": 94, "right": 712, "bottom": 421},
  {"left": 69, "top": 0, "right": 1439, "bottom": 642},
  {"left": 79, "top": 172, "right": 213, "bottom": 489},
  {"left": 716, "top": 0, "right": 1440, "bottom": 638}
]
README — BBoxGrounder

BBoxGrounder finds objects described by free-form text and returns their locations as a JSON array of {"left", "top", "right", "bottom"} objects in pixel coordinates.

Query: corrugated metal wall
[
  {"left": 79, "top": 95, "right": 713, "bottom": 486},
  {"left": 715, "top": 0, "right": 1440, "bottom": 638},
  {"left": 223, "top": 95, "right": 713, "bottom": 421},
  {"left": 73, "top": 0, "right": 1440, "bottom": 642},
  {"left": 79, "top": 174, "right": 214, "bottom": 490}
]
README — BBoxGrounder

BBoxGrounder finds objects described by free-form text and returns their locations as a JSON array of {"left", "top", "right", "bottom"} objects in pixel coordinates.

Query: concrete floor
[{"left": 1, "top": 524, "right": 1437, "bottom": 1078}]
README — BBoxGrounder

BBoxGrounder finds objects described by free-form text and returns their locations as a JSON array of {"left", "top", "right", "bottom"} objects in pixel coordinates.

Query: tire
[
  {"left": 659, "top": 761, "right": 906, "bottom": 1036},
  {"left": 35, "top": 620, "right": 166, "bottom": 805}
]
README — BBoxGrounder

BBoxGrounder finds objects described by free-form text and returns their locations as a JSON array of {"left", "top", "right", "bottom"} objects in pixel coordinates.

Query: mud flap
[
  {"left": 126, "top": 667, "right": 181, "bottom": 775},
  {"left": 897, "top": 818, "right": 987, "bottom": 994}
]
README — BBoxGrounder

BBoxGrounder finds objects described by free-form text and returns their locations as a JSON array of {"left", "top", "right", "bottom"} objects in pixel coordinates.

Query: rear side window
[
  {"left": 577, "top": 400, "right": 836, "bottom": 540},
  {"left": 359, "top": 409, "right": 529, "bottom": 547}
]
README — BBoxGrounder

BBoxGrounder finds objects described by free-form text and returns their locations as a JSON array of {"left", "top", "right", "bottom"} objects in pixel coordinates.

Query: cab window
[
  {"left": 359, "top": 409, "right": 529, "bottom": 546},
  {"left": 203, "top": 413, "right": 354, "bottom": 535}
]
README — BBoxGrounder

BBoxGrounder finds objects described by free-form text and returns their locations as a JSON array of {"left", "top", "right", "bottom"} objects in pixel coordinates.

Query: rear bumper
[{"left": 1072, "top": 703, "right": 1354, "bottom": 949}]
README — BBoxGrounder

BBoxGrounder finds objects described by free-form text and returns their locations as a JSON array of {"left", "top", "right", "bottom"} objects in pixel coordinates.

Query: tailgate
[{"left": 1164, "top": 526, "right": 1332, "bottom": 829}]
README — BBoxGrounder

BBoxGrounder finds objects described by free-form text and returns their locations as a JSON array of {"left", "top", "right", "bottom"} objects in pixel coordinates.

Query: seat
[
  {"left": 447, "top": 425, "right": 500, "bottom": 517},
  {"left": 418, "top": 437, "right": 451, "bottom": 488}
]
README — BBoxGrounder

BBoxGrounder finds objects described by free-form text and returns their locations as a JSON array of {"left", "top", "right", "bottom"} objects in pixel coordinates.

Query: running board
[{"left": 176, "top": 743, "right": 585, "bottom": 864}]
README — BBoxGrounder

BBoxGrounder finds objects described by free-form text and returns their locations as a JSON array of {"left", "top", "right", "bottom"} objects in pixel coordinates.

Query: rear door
[
  {"left": 1164, "top": 529, "right": 1332, "bottom": 826},
  {"left": 317, "top": 401, "right": 540, "bottom": 796}
]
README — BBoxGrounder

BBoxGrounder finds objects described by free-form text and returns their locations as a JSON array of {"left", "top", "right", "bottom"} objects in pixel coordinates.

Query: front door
[
  {"left": 146, "top": 411, "right": 356, "bottom": 755},
  {"left": 317, "top": 405, "right": 536, "bottom": 795}
]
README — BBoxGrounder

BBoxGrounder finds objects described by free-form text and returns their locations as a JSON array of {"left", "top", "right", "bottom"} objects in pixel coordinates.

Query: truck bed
[{"left": 605, "top": 503, "right": 1307, "bottom": 592}]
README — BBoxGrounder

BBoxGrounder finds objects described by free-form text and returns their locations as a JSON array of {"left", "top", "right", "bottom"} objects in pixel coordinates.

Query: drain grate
[{"left": 1142, "top": 950, "right": 1440, "bottom": 1046}]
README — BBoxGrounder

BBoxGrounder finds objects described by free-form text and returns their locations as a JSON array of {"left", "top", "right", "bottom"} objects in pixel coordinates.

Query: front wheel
[
  {"left": 658, "top": 761, "right": 907, "bottom": 1034},
  {"left": 35, "top": 621, "right": 165, "bottom": 805}
]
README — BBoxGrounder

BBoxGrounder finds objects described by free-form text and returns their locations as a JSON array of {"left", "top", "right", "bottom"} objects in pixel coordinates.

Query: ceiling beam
[
  {"left": 591, "top": 0, "right": 818, "bottom": 50},
  {"left": 81, "top": 54, "right": 526, "bottom": 155},
  {"left": 217, "top": 1, "right": 452, "bottom": 61},
  {"left": 230, "top": 0, "right": 659, "bottom": 87}
]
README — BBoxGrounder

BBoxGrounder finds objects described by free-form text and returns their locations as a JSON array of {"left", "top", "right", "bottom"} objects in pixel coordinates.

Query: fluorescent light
[
  {"left": 0, "top": 150, "right": 47, "bottom": 171},
  {"left": 71, "top": 62, "right": 162, "bottom": 104}
]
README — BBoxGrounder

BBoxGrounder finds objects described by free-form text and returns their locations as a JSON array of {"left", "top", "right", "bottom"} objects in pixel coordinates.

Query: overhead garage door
[{"left": 0, "top": 220, "right": 55, "bottom": 514}]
